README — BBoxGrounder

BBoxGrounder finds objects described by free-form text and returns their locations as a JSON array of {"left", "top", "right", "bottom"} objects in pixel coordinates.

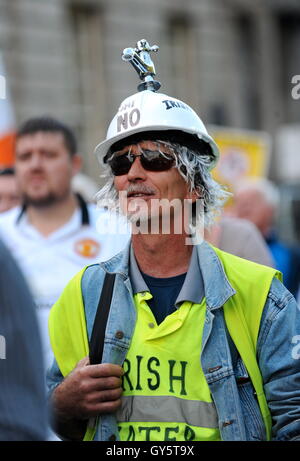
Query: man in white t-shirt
[{"left": 0, "top": 116, "right": 130, "bottom": 369}]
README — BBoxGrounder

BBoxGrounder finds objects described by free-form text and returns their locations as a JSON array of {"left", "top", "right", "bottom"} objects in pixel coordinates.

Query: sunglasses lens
[
  {"left": 141, "top": 150, "right": 174, "bottom": 171},
  {"left": 108, "top": 154, "right": 132, "bottom": 176},
  {"left": 108, "top": 150, "right": 175, "bottom": 175}
]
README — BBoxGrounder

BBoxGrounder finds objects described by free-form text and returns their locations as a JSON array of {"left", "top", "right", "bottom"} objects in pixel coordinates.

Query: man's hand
[{"left": 53, "top": 357, "right": 124, "bottom": 422}]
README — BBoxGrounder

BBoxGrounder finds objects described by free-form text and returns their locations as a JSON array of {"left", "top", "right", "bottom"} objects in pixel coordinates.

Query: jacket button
[
  {"left": 108, "top": 434, "right": 116, "bottom": 441},
  {"left": 115, "top": 331, "right": 124, "bottom": 339}
]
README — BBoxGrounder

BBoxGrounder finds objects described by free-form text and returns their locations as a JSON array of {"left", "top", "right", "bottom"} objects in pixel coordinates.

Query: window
[
  {"left": 235, "top": 13, "right": 261, "bottom": 129},
  {"left": 278, "top": 13, "right": 300, "bottom": 124},
  {"left": 166, "top": 15, "right": 198, "bottom": 107},
  {"left": 70, "top": 2, "right": 107, "bottom": 179}
]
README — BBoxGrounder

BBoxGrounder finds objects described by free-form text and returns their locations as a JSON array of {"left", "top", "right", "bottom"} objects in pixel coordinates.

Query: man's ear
[{"left": 71, "top": 154, "right": 82, "bottom": 176}]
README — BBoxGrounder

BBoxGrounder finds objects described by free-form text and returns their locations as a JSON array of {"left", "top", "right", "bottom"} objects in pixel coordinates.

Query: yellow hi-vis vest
[
  {"left": 48, "top": 247, "right": 282, "bottom": 441},
  {"left": 118, "top": 294, "right": 220, "bottom": 441}
]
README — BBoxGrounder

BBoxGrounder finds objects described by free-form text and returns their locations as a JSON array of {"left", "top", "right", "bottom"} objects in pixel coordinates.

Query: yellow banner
[{"left": 209, "top": 126, "right": 271, "bottom": 192}]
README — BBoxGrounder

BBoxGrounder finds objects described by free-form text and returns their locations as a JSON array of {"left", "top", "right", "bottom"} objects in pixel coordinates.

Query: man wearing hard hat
[{"left": 47, "top": 41, "right": 300, "bottom": 442}]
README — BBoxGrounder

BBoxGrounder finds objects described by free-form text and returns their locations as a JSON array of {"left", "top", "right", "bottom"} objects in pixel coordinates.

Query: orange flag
[{"left": 0, "top": 54, "right": 15, "bottom": 168}]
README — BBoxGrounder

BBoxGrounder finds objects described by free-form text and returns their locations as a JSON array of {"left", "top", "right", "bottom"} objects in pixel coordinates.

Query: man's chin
[
  {"left": 126, "top": 211, "right": 149, "bottom": 224},
  {"left": 22, "top": 193, "right": 58, "bottom": 208}
]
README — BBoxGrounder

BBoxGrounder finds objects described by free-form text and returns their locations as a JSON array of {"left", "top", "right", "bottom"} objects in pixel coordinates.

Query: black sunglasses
[{"left": 108, "top": 149, "right": 175, "bottom": 176}]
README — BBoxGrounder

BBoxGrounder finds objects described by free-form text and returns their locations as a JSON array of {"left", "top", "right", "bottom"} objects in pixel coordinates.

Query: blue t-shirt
[{"left": 141, "top": 271, "right": 187, "bottom": 325}]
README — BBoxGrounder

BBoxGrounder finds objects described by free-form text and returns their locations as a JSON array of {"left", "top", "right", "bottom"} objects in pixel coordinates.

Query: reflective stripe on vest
[{"left": 117, "top": 395, "right": 218, "bottom": 428}]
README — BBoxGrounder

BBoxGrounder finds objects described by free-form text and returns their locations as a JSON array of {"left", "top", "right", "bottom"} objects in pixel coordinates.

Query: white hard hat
[{"left": 95, "top": 90, "right": 219, "bottom": 170}]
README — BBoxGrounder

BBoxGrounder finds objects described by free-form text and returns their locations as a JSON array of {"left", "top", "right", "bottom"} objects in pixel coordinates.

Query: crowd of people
[{"left": 0, "top": 54, "right": 300, "bottom": 442}]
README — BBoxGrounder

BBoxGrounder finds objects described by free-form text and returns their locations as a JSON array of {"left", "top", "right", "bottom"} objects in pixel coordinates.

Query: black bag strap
[
  {"left": 89, "top": 272, "right": 116, "bottom": 365},
  {"left": 75, "top": 193, "right": 90, "bottom": 225}
]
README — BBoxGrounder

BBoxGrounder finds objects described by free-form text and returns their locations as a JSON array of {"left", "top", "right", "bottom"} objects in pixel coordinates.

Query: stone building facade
[{"left": 0, "top": 0, "right": 299, "bottom": 183}]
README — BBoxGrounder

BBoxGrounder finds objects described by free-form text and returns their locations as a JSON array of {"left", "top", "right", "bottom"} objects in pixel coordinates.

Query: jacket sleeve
[
  {"left": 257, "top": 277, "right": 300, "bottom": 440},
  {"left": 0, "top": 240, "right": 48, "bottom": 440}
]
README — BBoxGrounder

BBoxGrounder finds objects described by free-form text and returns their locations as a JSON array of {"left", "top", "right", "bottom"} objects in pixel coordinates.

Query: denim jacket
[{"left": 47, "top": 241, "right": 300, "bottom": 441}]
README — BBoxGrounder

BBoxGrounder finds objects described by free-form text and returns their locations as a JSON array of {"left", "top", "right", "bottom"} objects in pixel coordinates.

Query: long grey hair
[{"left": 96, "top": 140, "right": 230, "bottom": 229}]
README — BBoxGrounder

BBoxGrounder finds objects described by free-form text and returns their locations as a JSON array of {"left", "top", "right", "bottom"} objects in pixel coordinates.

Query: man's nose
[
  {"left": 29, "top": 153, "right": 43, "bottom": 168},
  {"left": 127, "top": 156, "right": 147, "bottom": 181}
]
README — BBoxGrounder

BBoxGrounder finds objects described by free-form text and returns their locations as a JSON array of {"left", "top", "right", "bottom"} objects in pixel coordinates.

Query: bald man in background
[{"left": 233, "top": 177, "right": 300, "bottom": 296}]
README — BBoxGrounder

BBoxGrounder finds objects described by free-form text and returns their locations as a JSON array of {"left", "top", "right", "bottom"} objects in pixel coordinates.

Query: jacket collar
[
  {"left": 100, "top": 240, "right": 236, "bottom": 311},
  {"left": 100, "top": 240, "right": 131, "bottom": 278},
  {"left": 197, "top": 242, "right": 236, "bottom": 310}
]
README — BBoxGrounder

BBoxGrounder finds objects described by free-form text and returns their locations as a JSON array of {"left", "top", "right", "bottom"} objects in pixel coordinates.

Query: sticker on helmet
[
  {"left": 162, "top": 100, "right": 192, "bottom": 111},
  {"left": 117, "top": 108, "right": 141, "bottom": 132},
  {"left": 118, "top": 100, "right": 135, "bottom": 112}
]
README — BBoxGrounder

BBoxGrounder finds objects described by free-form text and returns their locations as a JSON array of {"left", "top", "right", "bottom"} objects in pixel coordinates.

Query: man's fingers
[
  {"left": 86, "top": 387, "right": 123, "bottom": 405},
  {"left": 54, "top": 361, "right": 124, "bottom": 420},
  {"left": 76, "top": 356, "right": 90, "bottom": 368},
  {"left": 95, "top": 376, "right": 122, "bottom": 390},
  {"left": 78, "top": 376, "right": 122, "bottom": 394},
  {"left": 87, "top": 363, "right": 124, "bottom": 379},
  {"left": 85, "top": 398, "right": 122, "bottom": 416}
]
